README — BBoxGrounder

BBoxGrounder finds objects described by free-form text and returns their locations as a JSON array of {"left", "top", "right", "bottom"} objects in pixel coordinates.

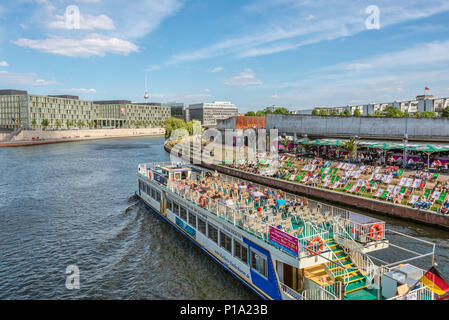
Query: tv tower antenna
[{"left": 144, "top": 76, "right": 149, "bottom": 103}]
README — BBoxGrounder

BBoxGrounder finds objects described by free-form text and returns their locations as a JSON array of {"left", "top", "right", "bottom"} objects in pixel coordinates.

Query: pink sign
[{"left": 268, "top": 226, "right": 299, "bottom": 256}]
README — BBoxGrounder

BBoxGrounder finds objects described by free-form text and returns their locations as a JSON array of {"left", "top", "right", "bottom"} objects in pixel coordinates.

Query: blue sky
[{"left": 0, "top": 0, "right": 449, "bottom": 112}]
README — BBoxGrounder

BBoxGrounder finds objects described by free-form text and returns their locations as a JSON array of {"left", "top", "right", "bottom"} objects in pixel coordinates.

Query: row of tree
[
  {"left": 312, "top": 106, "right": 449, "bottom": 118},
  {"left": 164, "top": 117, "right": 202, "bottom": 139},
  {"left": 244, "top": 107, "right": 290, "bottom": 117}
]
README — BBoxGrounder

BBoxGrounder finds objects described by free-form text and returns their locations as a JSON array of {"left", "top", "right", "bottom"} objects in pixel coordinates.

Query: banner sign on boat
[{"left": 268, "top": 226, "right": 299, "bottom": 257}]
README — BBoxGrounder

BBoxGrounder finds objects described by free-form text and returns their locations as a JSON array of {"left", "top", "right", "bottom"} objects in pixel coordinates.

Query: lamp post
[
  {"left": 354, "top": 135, "right": 359, "bottom": 163},
  {"left": 403, "top": 133, "right": 408, "bottom": 169}
]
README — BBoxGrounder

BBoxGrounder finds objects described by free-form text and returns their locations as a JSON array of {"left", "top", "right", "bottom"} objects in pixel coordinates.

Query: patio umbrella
[
  {"left": 405, "top": 144, "right": 449, "bottom": 167},
  {"left": 362, "top": 142, "right": 405, "bottom": 150},
  {"left": 277, "top": 199, "right": 286, "bottom": 206}
]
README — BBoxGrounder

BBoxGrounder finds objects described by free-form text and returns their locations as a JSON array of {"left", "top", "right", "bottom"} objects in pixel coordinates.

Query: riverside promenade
[
  {"left": 0, "top": 127, "right": 165, "bottom": 147},
  {"left": 164, "top": 140, "right": 449, "bottom": 231}
]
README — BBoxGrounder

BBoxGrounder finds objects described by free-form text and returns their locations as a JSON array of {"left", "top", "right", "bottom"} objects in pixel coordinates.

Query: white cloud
[
  {"left": 61, "top": 88, "right": 97, "bottom": 93},
  {"left": 0, "top": 70, "right": 59, "bottom": 86},
  {"left": 210, "top": 67, "right": 223, "bottom": 73},
  {"left": 13, "top": 34, "right": 139, "bottom": 58},
  {"left": 170, "top": 0, "right": 449, "bottom": 62},
  {"left": 271, "top": 94, "right": 279, "bottom": 99},
  {"left": 0, "top": 61, "right": 8, "bottom": 67},
  {"left": 224, "top": 69, "right": 262, "bottom": 86},
  {"left": 204, "top": 88, "right": 211, "bottom": 93}
]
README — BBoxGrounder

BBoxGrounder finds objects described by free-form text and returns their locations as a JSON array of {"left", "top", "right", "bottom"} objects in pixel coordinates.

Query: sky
[{"left": 0, "top": 0, "right": 449, "bottom": 113}]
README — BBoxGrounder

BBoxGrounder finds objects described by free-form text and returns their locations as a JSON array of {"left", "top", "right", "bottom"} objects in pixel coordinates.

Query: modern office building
[
  {"left": 188, "top": 101, "right": 238, "bottom": 127},
  {"left": 0, "top": 89, "right": 170, "bottom": 130},
  {"left": 163, "top": 102, "right": 185, "bottom": 120}
]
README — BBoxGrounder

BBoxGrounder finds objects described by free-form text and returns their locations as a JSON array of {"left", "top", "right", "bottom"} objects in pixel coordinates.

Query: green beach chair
[
  {"left": 424, "top": 189, "right": 431, "bottom": 198},
  {"left": 344, "top": 184, "right": 352, "bottom": 191},
  {"left": 437, "top": 192, "right": 447, "bottom": 203},
  {"left": 380, "top": 190, "right": 389, "bottom": 199}
]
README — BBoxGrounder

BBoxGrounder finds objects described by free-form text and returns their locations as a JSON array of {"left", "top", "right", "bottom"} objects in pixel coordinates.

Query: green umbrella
[
  {"left": 405, "top": 144, "right": 449, "bottom": 152},
  {"left": 363, "top": 142, "right": 404, "bottom": 150},
  {"left": 302, "top": 139, "right": 343, "bottom": 146},
  {"left": 405, "top": 144, "right": 449, "bottom": 167}
]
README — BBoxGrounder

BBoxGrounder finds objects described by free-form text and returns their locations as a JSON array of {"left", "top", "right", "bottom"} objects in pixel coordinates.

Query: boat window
[
  {"left": 234, "top": 240, "right": 248, "bottom": 265},
  {"left": 188, "top": 212, "right": 197, "bottom": 229},
  {"left": 180, "top": 207, "right": 187, "bottom": 221},
  {"left": 139, "top": 180, "right": 143, "bottom": 190},
  {"left": 250, "top": 249, "right": 268, "bottom": 278},
  {"left": 173, "top": 203, "right": 179, "bottom": 216},
  {"left": 151, "top": 188, "right": 156, "bottom": 199},
  {"left": 167, "top": 199, "right": 172, "bottom": 211},
  {"left": 198, "top": 218, "right": 206, "bottom": 235},
  {"left": 220, "top": 231, "right": 232, "bottom": 254},
  {"left": 208, "top": 224, "right": 218, "bottom": 244},
  {"left": 156, "top": 191, "right": 161, "bottom": 202}
]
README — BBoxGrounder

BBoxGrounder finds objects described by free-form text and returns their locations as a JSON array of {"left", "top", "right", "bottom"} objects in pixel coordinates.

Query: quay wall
[
  {"left": 10, "top": 127, "right": 165, "bottom": 142},
  {"left": 215, "top": 114, "right": 449, "bottom": 142},
  {"left": 164, "top": 143, "right": 449, "bottom": 231}
]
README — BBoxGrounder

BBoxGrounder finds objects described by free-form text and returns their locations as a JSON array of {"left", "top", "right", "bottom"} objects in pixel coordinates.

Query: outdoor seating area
[
  {"left": 167, "top": 169, "right": 385, "bottom": 256},
  {"left": 222, "top": 152, "right": 449, "bottom": 215}
]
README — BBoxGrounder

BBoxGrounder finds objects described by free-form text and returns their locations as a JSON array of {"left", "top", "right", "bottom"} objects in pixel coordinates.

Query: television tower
[{"left": 144, "top": 76, "right": 149, "bottom": 103}]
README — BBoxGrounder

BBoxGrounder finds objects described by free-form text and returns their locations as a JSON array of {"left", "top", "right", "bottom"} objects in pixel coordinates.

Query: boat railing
[
  {"left": 280, "top": 283, "right": 303, "bottom": 300},
  {"left": 388, "top": 285, "right": 435, "bottom": 300},
  {"left": 302, "top": 282, "right": 339, "bottom": 300},
  {"left": 333, "top": 217, "right": 379, "bottom": 286}
]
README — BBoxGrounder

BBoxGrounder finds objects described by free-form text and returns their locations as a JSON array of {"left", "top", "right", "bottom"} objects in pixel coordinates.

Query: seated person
[{"left": 441, "top": 200, "right": 449, "bottom": 215}]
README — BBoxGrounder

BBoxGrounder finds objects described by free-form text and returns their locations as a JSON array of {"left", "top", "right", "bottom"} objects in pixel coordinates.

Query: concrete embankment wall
[
  {"left": 164, "top": 143, "right": 449, "bottom": 230},
  {"left": 11, "top": 128, "right": 165, "bottom": 142},
  {"left": 260, "top": 114, "right": 449, "bottom": 142}
]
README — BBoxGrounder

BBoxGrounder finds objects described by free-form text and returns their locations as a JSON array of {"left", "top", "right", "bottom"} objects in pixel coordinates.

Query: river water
[{"left": 0, "top": 136, "right": 447, "bottom": 299}]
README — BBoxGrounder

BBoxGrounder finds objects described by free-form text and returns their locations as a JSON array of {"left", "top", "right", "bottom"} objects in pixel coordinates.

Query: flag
[
  {"left": 420, "top": 266, "right": 449, "bottom": 296},
  {"left": 425, "top": 87, "right": 430, "bottom": 91}
]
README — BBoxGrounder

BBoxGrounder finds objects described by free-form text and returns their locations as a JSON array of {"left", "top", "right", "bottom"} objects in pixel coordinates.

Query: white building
[{"left": 188, "top": 101, "right": 238, "bottom": 127}]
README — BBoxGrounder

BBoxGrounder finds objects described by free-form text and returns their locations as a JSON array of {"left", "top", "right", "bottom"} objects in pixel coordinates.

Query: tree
[
  {"left": 55, "top": 120, "right": 62, "bottom": 129},
  {"left": 384, "top": 106, "right": 406, "bottom": 117},
  {"left": 319, "top": 109, "right": 329, "bottom": 116},
  {"left": 330, "top": 110, "right": 339, "bottom": 116},
  {"left": 415, "top": 111, "right": 437, "bottom": 118},
  {"left": 41, "top": 119, "right": 49, "bottom": 130},
  {"left": 164, "top": 117, "right": 189, "bottom": 139},
  {"left": 77, "top": 120, "right": 85, "bottom": 128},
  {"left": 341, "top": 110, "right": 352, "bottom": 116},
  {"left": 353, "top": 109, "right": 362, "bottom": 117},
  {"left": 31, "top": 119, "right": 37, "bottom": 129},
  {"left": 312, "top": 109, "right": 320, "bottom": 116},
  {"left": 442, "top": 106, "right": 449, "bottom": 118},
  {"left": 245, "top": 111, "right": 256, "bottom": 116},
  {"left": 66, "top": 120, "right": 73, "bottom": 129},
  {"left": 255, "top": 110, "right": 266, "bottom": 117},
  {"left": 280, "top": 137, "right": 291, "bottom": 150},
  {"left": 273, "top": 107, "right": 290, "bottom": 115},
  {"left": 342, "top": 137, "right": 358, "bottom": 160}
]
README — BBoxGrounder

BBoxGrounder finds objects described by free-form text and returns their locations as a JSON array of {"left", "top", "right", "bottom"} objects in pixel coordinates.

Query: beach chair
[
  {"left": 399, "top": 178, "right": 407, "bottom": 186},
  {"left": 431, "top": 173, "right": 439, "bottom": 181},
  {"left": 349, "top": 185, "right": 358, "bottom": 193},
  {"left": 412, "top": 179, "right": 421, "bottom": 189},
  {"left": 423, "top": 189, "right": 431, "bottom": 198},
  {"left": 397, "top": 169, "right": 404, "bottom": 177},
  {"left": 375, "top": 189, "right": 384, "bottom": 198},
  {"left": 380, "top": 190, "right": 389, "bottom": 199},
  {"left": 344, "top": 184, "right": 352, "bottom": 192},
  {"left": 437, "top": 192, "right": 447, "bottom": 203},
  {"left": 399, "top": 186, "right": 406, "bottom": 195},
  {"left": 393, "top": 186, "right": 401, "bottom": 195},
  {"left": 431, "top": 191, "right": 441, "bottom": 201},
  {"left": 358, "top": 186, "right": 366, "bottom": 195},
  {"left": 408, "top": 195, "right": 419, "bottom": 205}
]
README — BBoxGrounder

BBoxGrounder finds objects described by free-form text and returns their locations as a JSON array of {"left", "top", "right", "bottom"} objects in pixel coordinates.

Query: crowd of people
[{"left": 223, "top": 152, "right": 449, "bottom": 215}]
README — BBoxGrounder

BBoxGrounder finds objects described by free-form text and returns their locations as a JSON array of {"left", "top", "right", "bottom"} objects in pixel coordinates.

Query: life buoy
[
  {"left": 199, "top": 196, "right": 207, "bottom": 208},
  {"left": 308, "top": 236, "right": 323, "bottom": 256},
  {"left": 369, "top": 223, "right": 383, "bottom": 240},
  {"left": 351, "top": 227, "right": 359, "bottom": 234},
  {"left": 148, "top": 171, "right": 153, "bottom": 179}
]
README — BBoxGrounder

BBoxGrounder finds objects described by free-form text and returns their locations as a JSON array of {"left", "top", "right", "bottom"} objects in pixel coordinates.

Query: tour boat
[{"left": 136, "top": 161, "right": 437, "bottom": 300}]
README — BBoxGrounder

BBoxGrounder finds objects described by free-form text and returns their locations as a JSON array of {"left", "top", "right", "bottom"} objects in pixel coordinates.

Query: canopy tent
[
  {"left": 405, "top": 144, "right": 449, "bottom": 167},
  {"left": 301, "top": 139, "right": 345, "bottom": 146},
  {"left": 361, "top": 142, "right": 405, "bottom": 150}
]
